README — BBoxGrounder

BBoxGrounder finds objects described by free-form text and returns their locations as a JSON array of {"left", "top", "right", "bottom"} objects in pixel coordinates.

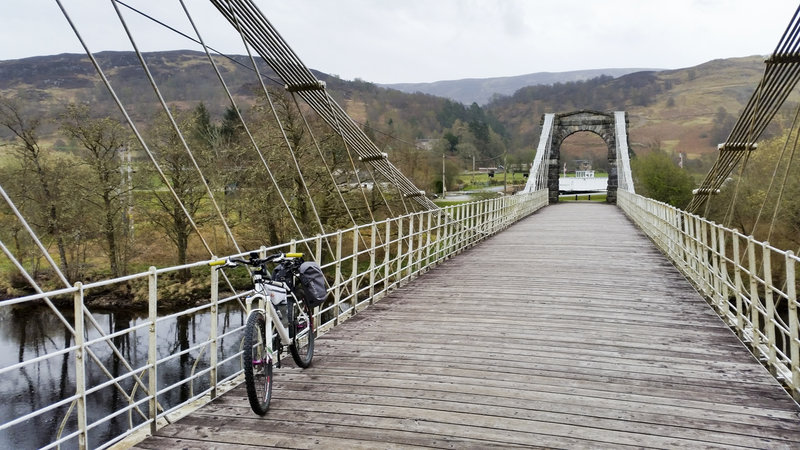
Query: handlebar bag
[{"left": 298, "top": 261, "right": 328, "bottom": 308}]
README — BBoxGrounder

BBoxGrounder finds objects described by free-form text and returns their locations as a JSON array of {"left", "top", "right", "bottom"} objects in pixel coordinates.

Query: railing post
[
  {"left": 417, "top": 213, "right": 424, "bottom": 273},
  {"left": 74, "top": 282, "right": 87, "bottom": 450},
  {"left": 435, "top": 209, "right": 443, "bottom": 264},
  {"left": 733, "top": 233, "right": 745, "bottom": 336},
  {"left": 748, "top": 236, "right": 761, "bottom": 348},
  {"left": 468, "top": 202, "right": 476, "bottom": 247},
  {"left": 786, "top": 251, "right": 799, "bottom": 399},
  {"left": 407, "top": 215, "right": 415, "bottom": 279},
  {"left": 334, "top": 230, "right": 342, "bottom": 324},
  {"left": 763, "top": 242, "right": 776, "bottom": 369},
  {"left": 315, "top": 234, "right": 323, "bottom": 264},
  {"left": 444, "top": 208, "right": 453, "bottom": 259},
  {"left": 209, "top": 263, "right": 219, "bottom": 398},
  {"left": 147, "top": 266, "right": 158, "bottom": 436},
  {"left": 710, "top": 223, "right": 720, "bottom": 310},
  {"left": 450, "top": 206, "right": 457, "bottom": 256},
  {"left": 700, "top": 219, "right": 711, "bottom": 296},
  {"left": 492, "top": 196, "right": 497, "bottom": 226},
  {"left": 352, "top": 227, "right": 359, "bottom": 312},
  {"left": 718, "top": 227, "right": 731, "bottom": 322},
  {"left": 478, "top": 200, "right": 485, "bottom": 242},
  {"left": 456, "top": 205, "right": 464, "bottom": 253},
  {"left": 425, "top": 211, "right": 433, "bottom": 271},
  {"left": 384, "top": 220, "right": 391, "bottom": 292},
  {"left": 688, "top": 216, "right": 698, "bottom": 278},
  {"left": 314, "top": 236, "right": 322, "bottom": 322},
  {"left": 396, "top": 217, "right": 404, "bottom": 282},
  {"left": 369, "top": 223, "right": 376, "bottom": 304},
  {"left": 669, "top": 208, "right": 678, "bottom": 260},
  {"left": 680, "top": 212, "right": 690, "bottom": 270}
]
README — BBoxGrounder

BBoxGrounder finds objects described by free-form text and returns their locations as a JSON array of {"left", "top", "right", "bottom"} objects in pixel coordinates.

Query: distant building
[
  {"left": 415, "top": 139, "right": 441, "bottom": 151},
  {"left": 574, "top": 159, "right": 595, "bottom": 178}
]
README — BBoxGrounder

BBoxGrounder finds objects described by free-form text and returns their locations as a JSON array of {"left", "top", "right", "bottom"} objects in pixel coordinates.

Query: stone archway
[{"left": 546, "top": 110, "right": 624, "bottom": 204}]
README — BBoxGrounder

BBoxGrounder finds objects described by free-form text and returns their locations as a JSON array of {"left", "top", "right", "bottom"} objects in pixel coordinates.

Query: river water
[{"left": 0, "top": 301, "right": 248, "bottom": 449}]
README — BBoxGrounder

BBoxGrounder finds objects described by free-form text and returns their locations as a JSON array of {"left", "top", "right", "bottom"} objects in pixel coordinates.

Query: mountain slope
[
  {"left": 484, "top": 56, "right": 775, "bottom": 166},
  {"left": 0, "top": 51, "right": 781, "bottom": 168},
  {"left": 382, "top": 68, "right": 656, "bottom": 105}
]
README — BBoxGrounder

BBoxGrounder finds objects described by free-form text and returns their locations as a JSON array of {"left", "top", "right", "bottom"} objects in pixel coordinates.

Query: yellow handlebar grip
[
  {"left": 285, "top": 252, "right": 303, "bottom": 258},
  {"left": 209, "top": 259, "right": 226, "bottom": 266}
]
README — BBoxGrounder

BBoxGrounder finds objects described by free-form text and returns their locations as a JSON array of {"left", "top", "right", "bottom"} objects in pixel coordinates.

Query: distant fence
[
  {"left": 618, "top": 190, "right": 800, "bottom": 400},
  {"left": 0, "top": 190, "right": 548, "bottom": 450}
]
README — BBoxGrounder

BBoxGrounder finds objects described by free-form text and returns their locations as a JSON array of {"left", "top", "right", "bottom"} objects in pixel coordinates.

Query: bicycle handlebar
[{"left": 209, "top": 252, "right": 304, "bottom": 268}]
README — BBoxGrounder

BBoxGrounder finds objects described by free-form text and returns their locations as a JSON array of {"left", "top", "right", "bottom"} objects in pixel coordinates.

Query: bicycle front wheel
[
  {"left": 243, "top": 310, "right": 272, "bottom": 415},
  {"left": 288, "top": 297, "right": 315, "bottom": 368}
]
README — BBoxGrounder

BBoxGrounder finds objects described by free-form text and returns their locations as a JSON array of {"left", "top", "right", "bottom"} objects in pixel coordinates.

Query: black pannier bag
[{"left": 298, "top": 261, "right": 327, "bottom": 308}]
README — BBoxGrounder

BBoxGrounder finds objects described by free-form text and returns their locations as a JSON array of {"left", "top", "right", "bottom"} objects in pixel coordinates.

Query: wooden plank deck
[{"left": 135, "top": 203, "right": 800, "bottom": 449}]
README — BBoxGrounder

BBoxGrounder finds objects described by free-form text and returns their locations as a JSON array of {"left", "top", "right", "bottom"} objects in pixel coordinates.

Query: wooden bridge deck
[{"left": 136, "top": 203, "right": 800, "bottom": 449}]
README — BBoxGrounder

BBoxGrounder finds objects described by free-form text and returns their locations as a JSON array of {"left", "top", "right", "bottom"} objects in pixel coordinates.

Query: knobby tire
[
  {"left": 243, "top": 310, "right": 272, "bottom": 415},
  {"left": 288, "top": 296, "right": 314, "bottom": 368}
]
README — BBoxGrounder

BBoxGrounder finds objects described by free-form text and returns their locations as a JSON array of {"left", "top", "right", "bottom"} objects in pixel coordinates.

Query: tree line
[{"left": 0, "top": 88, "right": 424, "bottom": 296}]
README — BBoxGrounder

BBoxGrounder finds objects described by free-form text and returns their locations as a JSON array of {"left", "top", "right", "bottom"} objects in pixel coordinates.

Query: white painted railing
[
  {"left": 0, "top": 190, "right": 548, "bottom": 450},
  {"left": 618, "top": 190, "right": 800, "bottom": 400}
]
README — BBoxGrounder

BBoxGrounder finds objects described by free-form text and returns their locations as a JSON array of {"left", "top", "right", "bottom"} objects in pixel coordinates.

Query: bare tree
[
  {"left": 0, "top": 97, "right": 78, "bottom": 281},
  {"left": 60, "top": 103, "right": 132, "bottom": 277},
  {"left": 140, "top": 106, "right": 211, "bottom": 281}
]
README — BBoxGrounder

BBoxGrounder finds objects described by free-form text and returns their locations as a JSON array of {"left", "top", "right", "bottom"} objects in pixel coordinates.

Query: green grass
[
  {"left": 434, "top": 200, "right": 469, "bottom": 207},
  {"left": 561, "top": 171, "right": 609, "bottom": 178},
  {"left": 560, "top": 194, "right": 607, "bottom": 202},
  {"left": 459, "top": 172, "right": 527, "bottom": 190}
]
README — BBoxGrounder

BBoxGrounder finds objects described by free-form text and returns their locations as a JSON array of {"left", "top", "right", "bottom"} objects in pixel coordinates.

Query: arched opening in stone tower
[{"left": 558, "top": 131, "right": 610, "bottom": 200}]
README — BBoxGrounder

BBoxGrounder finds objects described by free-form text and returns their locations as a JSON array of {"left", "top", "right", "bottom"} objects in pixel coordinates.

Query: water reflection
[{"left": 0, "top": 301, "right": 247, "bottom": 449}]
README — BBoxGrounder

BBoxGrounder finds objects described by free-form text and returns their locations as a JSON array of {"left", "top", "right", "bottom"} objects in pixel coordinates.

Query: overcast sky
[{"left": 1, "top": 1, "right": 797, "bottom": 84}]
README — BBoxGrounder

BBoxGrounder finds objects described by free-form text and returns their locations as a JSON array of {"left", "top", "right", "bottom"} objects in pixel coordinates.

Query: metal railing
[
  {"left": 618, "top": 190, "right": 800, "bottom": 400},
  {"left": 0, "top": 190, "right": 547, "bottom": 450}
]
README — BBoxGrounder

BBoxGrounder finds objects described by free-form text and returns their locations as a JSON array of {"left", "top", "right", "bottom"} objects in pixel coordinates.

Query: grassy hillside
[
  {"left": 484, "top": 56, "right": 790, "bottom": 171},
  {"left": 1, "top": 50, "right": 792, "bottom": 292},
  {"left": 382, "top": 68, "right": 654, "bottom": 105},
  {"left": 0, "top": 51, "right": 785, "bottom": 172},
  {"left": 0, "top": 51, "right": 458, "bottom": 146}
]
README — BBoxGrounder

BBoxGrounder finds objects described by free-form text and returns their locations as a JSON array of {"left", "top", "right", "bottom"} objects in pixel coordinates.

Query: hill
[
  {"left": 0, "top": 51, "right": 783, "bottom": 172},
  {"left": 0, "top": 51, "right": 462, "bottom": 144},
  {"left": 382, "top": 68, "right": 656, "bottom": 105},
  {"left": 484, "top": 56, "right": 779, "bottom": 168}
]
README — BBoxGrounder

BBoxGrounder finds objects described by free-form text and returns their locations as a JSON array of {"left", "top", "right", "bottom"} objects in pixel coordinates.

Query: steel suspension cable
[
  {"left": 688, "top": 4, "right": 800, "bottom": 213},
  {"left": 365, "top": 165, "right": 396, "bottom": 218},
  {"left": 210, "top": 0, "right": 437, "bottom": 211},
  {"left": 187, "top": 1, "right": 316, "bottom": 256},
  {"left": 172, "top": 2, "right": 313, "bottom": 256},
  {"left": 288, "top": 92, "right": 368, "bottom": 235},
  {"left": 180, "top": 0, "right": 324, "bottom": 257},
  {"left": 0, "top": 238, "right": 153, "bottom": 426},
  {"left": 53, "top": 3, "right": 237, "bottom": 412},
  {"left": 112, "top": 0, "right": 283, "bottom": 86},
  {"left": 111, "top": 0, "right": 242, "bottom": 255},
  {"left": 750, "top": 102, "right": 800, "bottom": 238},
  {"left": 0, "top": 183, "right": 160, "bottom": 423},
  {"left": 767, "top": 118, "right": 800, "bottom": 242},
  {"left": 320, "top": 91, "right": 383, "bottom": 225},
  {"left": 723, "top": 150, "right": 752, "bottom": 228},
  {"left": 288, "top": 91, "right": 386, "bottom": 248},
  {"left": 55, "top": 0, "right": 214, "bottom": 257}
]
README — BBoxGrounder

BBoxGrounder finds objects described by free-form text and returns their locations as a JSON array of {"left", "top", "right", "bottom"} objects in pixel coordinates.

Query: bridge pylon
[{"left": 524, "top": 110, "right": 634, "bottom": 203}]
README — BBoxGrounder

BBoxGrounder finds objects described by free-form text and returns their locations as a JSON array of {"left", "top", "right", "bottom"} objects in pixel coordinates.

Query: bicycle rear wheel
[
  {"left": 243, "top": 310, "right": 272, "bottom": 415},
  {"left": 288, "top": 296, "right": 314, "bottom": 368}
]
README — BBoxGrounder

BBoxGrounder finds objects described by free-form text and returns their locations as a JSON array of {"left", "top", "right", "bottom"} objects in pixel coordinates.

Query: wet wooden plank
[{"left": 134, "top": 203, "right": 800, "bottom": 448}]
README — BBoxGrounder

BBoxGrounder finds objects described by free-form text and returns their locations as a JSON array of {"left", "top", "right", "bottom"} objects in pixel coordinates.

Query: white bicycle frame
[{"left": 246, "top": 277, "right": 309, "bottom": 355}]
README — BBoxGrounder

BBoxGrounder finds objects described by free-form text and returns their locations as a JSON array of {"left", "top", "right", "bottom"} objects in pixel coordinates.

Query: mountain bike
[{"left": 210, "top": 252, "right": 315, "bottom": 415}]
